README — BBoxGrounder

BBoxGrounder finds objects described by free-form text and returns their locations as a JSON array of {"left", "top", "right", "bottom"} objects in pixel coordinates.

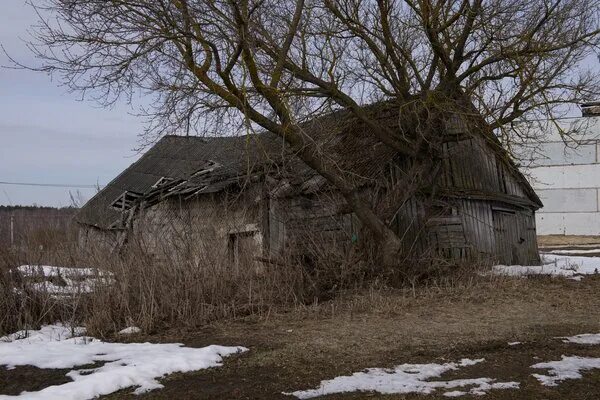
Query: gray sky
[
  {"left": 0, "top": 2, "right": 143, "bottom": 207},
  {"left": 1, "top": 3, "right": 597, "bottom": 208}
]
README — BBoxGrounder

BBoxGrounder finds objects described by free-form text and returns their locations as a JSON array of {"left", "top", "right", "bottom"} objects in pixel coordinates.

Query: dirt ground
[{"left": 3, "top": 275, "right": 600, "bottom": 399}]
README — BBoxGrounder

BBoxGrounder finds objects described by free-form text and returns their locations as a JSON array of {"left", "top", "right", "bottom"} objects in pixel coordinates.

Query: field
[
  {"left": 538, "top": 235, "right": 600, "bottom": 248},
  {"left": 3, "top": 272, "right": 600, "bottom": 399}
]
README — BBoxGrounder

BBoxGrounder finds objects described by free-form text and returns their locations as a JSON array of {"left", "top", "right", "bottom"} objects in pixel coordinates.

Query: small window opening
[{"left": 227, "top": 224, "right": 262, "bottom": 267}]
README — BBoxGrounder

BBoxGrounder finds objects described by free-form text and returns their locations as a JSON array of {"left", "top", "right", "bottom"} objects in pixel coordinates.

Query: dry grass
[
  {"left": 4, "top": 219, "right": 600, "bottom": 399},
  {"left": 0, "top": 243, "right": 306, "bottom": 336},
  {"left": 92, "top": 274, "right": 600, "bottom": 399},
  {"left": 172, "top": 273, "right": 600, "bottom": 389},
  {"left": 0, "top": 220, "right": 368, "bottom": 336},
  {"left": 3, "top": 273, "right": 599, "bottom": 399},
  {"left": 0, "top": 228, "right": 502, "bottom": 339},
  {"left": 538, "top": 234, "right": 600, "bottom": 248},
  {"left": 0, "top": 215, "right": 563, "bottom": 339},
  {"left": 5, "top": 226, "right": 600, "bottom": 399}
]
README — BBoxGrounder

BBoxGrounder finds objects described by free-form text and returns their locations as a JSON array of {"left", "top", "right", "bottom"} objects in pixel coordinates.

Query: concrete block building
[{"left": 521, "top": 116, "right": 600, "bottom": 236}]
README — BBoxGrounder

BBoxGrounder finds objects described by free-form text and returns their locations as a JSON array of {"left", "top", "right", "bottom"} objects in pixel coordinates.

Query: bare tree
[{"left": 17, "top": 0, "right": 600, "bottom": 262}]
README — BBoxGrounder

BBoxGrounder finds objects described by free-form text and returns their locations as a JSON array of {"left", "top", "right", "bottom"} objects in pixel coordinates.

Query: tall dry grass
[
  {"left": 0, "top": 245, "right": 299, "bottom": 336},
  {"left": 0, "top": 225, "right": 83, "bottom": 336},
  {"left": 0, "top": 220, "right": 323, "bottom": 336},
  {"left": 80, "top": 242, "right": 313, "bottom": 336},
  {"left": 0, "top": 208, "right": 495, "bottom": 338}
]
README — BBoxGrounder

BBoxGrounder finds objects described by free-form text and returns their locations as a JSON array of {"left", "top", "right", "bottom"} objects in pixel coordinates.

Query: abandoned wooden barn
[{"left": 76, "top": 104, "right": 542, "bottom": 266}]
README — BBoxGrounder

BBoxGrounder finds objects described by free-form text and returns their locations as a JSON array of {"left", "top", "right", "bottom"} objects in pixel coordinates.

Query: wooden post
[{"left": 10, "top": 214, "right": 14, "bottom": 248}]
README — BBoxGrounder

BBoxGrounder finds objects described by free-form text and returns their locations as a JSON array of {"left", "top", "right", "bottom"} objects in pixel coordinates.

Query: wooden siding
[
  {"left": 389, "top": 197, "right": 539, "bottom": 265},
  {"left": 80, "top": 129, "right": 540, "bottom": 267},
  {"left": 459, "top": 199, "right": 495, "bottom": 257},
  {"left": 491, "top": 205, "right": 539, "bottom": 265},
  {"left": 393, "top": 196, "right": 428, "bottom": 256},
  {"left": 262, "top": 131, "right": 542, "bottom": 265},
  {"left": 268, "top": 194, "right": 354, "bottom": 256},
  {"left": 440, "top": 136, "right": 528, "bottom": 201}
]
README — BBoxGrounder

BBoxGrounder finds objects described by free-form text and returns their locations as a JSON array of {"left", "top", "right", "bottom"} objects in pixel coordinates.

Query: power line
[{"left": 0, "top": 181, "right": 104, "bottom": 189}]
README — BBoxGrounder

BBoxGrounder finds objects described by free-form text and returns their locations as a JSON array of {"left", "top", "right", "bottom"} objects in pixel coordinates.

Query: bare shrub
[
  {"left": 1, "top": 237, "right": 497, "bottom": 337},
  {"left": 0, "top": 247, "right": 80, "bottom": 336},
  {"left": 0, "top": 249, "right": 19, "bottom": 335},
  {"left": 81, "top": 240, "right": 309, "bottom": 335},
  {"left": 0, "top": 192, "right": 502, "bottom": 337}
]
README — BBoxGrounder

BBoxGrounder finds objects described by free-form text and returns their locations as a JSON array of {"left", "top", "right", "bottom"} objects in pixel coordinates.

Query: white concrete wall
[{"left": 522, "top": 117, "right": 600, "bottom": 235}]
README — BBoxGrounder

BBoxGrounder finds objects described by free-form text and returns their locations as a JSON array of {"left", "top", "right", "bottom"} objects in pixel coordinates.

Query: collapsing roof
[
  {"left": 76, "top": 133, "right": 305, "bottom": 229},
  {"left": 76, "top": 104, "right": 401, "bottom": 230},
  {"left": 77, "top": 104, "right": 542, "bottom": 230}
]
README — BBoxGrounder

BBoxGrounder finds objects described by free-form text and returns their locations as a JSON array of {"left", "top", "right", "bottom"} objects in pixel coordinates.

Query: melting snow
[
  {"left": 491, "top": 254, "right": 600, "bottom": 280},
  {"left": 0, "top": 324, "right": 247, "bottom": 399},
  {"left": 15, "top": 265, "right": 113, "bottom": 296},
  {"left": 530, "top": 333, "right": 600, "bottom": 386},
  {"left": 547, "top": 249, "right": 600, "bottom": 255},
  {"left": 285, "top": 358, "right": 519, "bottom": 399},
  {"left": 443, "top": 390, "right": 468, "bottom": 397},
  {"left": 0, "top": 324, "right": 86, "bottom": 344},
  {"left": 118, "top": 326, "right": 141, "bottom": 335},
  {"left": 559, "top": 333, "right": 600, "bottom": 345},
  {"left": 532, "top": 356, "right": 600, "bottom": 386},
  {"left": 17, "top": 265, "right": 108, "bottom": 278}
]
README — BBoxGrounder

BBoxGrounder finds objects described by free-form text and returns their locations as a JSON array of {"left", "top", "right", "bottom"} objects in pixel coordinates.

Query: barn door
[{"left": 492, "top": 208, "right": 521, "bottom": 265}]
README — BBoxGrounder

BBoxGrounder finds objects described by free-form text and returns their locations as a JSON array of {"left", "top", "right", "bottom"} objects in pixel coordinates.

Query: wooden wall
[
  {"left": 384, "top": 196, "right": 539, "bottom": 265},
  {"left": 130, "top": 187, "right": 263, "bottom": 264},
  {"left": 268, "top": 193, "right": 354, "bottom": 258},
  {"left": 439, "top": 136, "right": 527, "bottom": 199},
  {"left": 396, "top": 134, "right": 539, "bottom": 265},
  {"left": 80, "top": 134, "right": 540, "bottom": 267},
  {"left": 266, "top": 134, "right": 541, "bottom": 266}
]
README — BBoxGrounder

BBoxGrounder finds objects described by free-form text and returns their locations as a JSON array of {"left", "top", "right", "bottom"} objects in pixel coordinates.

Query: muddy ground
[{"left": 2, "top": 275, "right": 600, "bottom": 399}]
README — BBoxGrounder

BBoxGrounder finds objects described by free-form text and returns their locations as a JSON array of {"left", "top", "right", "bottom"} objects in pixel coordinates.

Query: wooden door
[{"left": 492, "top": 208, "right": 521, "bottom": 265}]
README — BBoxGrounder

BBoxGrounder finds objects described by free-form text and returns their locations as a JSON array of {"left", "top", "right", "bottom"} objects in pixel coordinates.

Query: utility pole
[{"left": 10, "top": 214, "right": 14, "bottom": 248}]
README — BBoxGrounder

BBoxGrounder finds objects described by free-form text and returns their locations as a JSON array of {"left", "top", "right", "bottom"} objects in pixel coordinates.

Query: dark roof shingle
[
  {"left": 76, "top": 133, "right": 296, "bottom": 228},
  {"left": 77, "top": 103, "right": 542, "bottom": 229}
]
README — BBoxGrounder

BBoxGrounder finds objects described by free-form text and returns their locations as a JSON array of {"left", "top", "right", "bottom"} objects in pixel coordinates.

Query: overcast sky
[
  {"left": 1, "top": 3, "right": 597, "bottom": 208},
  {"left": 0, "top": 2, "right": 143, "bottom": 207}
]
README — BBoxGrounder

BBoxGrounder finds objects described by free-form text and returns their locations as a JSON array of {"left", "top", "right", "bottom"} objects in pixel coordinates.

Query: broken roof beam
[
  {"left": 110, "top": 191, "right": 143, "bottom": 211},
  {"left": 151, "top": 177, "right": 175, "bottom": 188},
  {"left": 190, "top": 160, "right": 221, "bottom": 178}
]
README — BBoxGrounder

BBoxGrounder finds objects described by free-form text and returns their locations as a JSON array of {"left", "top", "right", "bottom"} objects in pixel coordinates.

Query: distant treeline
[
  {"left": 0, "top": 206, "right": 78, "bottom": 247},
  {"left": 0, "top": 205, "right": 78, "bottom": 212}
]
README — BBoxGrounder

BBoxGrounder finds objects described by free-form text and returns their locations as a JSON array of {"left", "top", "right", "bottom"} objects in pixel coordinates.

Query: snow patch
[
  {"left": 118, "top": 326, "right": 141, "bottom": 335},
  {"left": 15, "top": 265, "right": 113, "bottom": 296},
  {"left": 285, "top": 358, "right": 519, "bottom": 399},
  {"left": 531, "top": 356, "right": 600, "bottom": 386},
  {"left": 508, "top": 342, "right": 522, "bottom": 346},
  {"left": 490, "top": 254, "right": 600, "bottom": 280},
  {"left": 0, "top": 324, "right": 247, "bottom": 399},
  {"left": 443, "top": 390, "right": 467, "bottom": 397},
  {"left": 17, "top": 265, "right": 109, "bottom": 278},
  {"left": 547, "top": 249, "right": 600, "bottom": 255},
  {"left": 0, "top": 324, "right": 86, "bottom": 344},
  {"left": 559, "top": 333, "right": 600, "bottom": 345}
]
